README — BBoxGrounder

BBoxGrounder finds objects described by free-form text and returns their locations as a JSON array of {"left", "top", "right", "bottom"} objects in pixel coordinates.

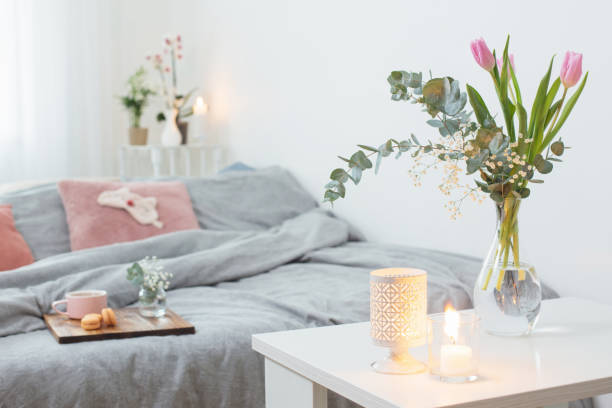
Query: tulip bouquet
[{"left": 324, "top": 36, "right": 587, "bottom": 292}]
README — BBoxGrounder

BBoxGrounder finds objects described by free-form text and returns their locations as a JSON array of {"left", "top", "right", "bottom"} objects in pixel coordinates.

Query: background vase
[
  {"left": 161, "top": 108, "right": 181, "bottom": 146},
  {"left": 128, "top": 127, "right": 148, "bottom": 145},
  {"left": 177, "top": 121, "right": 189, "bottom": 145},
  {"left": 473, "top": 196, "right": 542, "bottom": 336}
]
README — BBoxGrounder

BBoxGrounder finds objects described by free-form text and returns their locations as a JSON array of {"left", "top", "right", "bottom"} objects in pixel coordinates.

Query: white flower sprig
[{"left": 126, "top": 256, "right": 173, "bottom": 294}]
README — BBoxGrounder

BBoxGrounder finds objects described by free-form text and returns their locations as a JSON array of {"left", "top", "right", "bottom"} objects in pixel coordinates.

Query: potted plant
[
  {"left": 119, "top": 67, "right": 155, "bottom": 145},
  {"left": 324, "top": 36, "right": 587, "bottom": 336},
  {"left": 147, "top": 34, "right": 196, "bottom": 145}
]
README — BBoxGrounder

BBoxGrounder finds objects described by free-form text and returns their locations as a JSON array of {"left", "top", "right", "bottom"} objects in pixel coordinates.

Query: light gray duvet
[{"left": 0, "top": 168, "right": 588, "bottom": 408}]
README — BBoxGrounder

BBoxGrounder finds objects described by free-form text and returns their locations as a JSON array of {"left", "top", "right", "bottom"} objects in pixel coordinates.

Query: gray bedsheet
[{"left": 0, "top": 167, "right": 588, "bottom": 408}]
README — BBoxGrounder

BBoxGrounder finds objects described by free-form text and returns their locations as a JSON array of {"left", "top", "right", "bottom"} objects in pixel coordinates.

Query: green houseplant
[
  {"left": 324, "top": 36, "right": 587, "bottom": 335},
  {"left": 119, "top": 67, "right": 155, "bottom": 145}
]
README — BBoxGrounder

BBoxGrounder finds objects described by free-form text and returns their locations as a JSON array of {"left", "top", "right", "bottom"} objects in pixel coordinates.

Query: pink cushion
[
  {"left": 58, "top": 180, "right": 199, "bottom": 251},
  {"left": 0, "top": 205, "right": 35, "bottom": 271}
]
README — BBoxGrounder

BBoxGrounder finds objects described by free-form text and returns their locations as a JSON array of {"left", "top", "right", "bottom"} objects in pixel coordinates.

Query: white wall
[{"left": 194, "top": 0, "right": 612, "bottom": 306}]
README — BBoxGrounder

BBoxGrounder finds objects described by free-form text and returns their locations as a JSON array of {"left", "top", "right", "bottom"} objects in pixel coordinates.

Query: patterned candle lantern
[{"left": 370, "top": 268, "right": 427, "bottom": 374}]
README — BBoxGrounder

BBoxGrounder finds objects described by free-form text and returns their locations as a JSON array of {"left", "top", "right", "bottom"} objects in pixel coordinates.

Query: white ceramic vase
[{"left": 161, "top": 108, "right": 181, "bottom": 146}]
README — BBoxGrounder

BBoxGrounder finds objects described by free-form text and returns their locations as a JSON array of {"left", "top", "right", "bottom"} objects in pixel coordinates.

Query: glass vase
[
  {"left": 473, "top": 196, "right": 542, "bottom": 336},
  {"left": 138, "top": 286, "right": 167, "bottom": 318}
]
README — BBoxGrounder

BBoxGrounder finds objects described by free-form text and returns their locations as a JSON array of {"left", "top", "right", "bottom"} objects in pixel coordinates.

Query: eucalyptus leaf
[
  {"left": 330, "top": 168, "right": 350, "bottom": 182},
  {"left": 443, "top": 79, "right": 467, "bottom": 116},
  {"left": 127, "top": 262, "right": 145, "bottom": 286},
  {"left": 350, "top": 151, "right": 373, "bottom": 169},
  {"left": 398, "top": 140, "right": 412, "bottom": 152},
  {"left": 475, "top": 128, "right": 500, "bottom": 149},
  {"left": 466, "top": 149, "right": 488, "bottom": 174},
  {"left": 324, "top": 180, "right": 339, "bottom": 189},
  {"left": 351, "top": 166, "right": 363, "bottom": 185},
  {"left": 445, "top": 119, "right": 459, "bottom": 134},
  {"left": 534, "top": 155, "right": 553, "bottom": 174},
  {"left": 323, "top": 190, "right": 341, "bottom": 202},
  {"left": 357, "top": 144, "right": 378, "bottom": 153},
  {"left": 551, "top": 141, "right": 564, "bottom": 156},
  {"left": 426, "top": 119, "right": 444, "bottom": 128},
  {"left": 475, "top": 180, "right": 489, "bottom": 193},
  {"left": 385, "top": 139, "right": 394, "bottom": 153},
  {"left": 423, "top": 77, "right": 450, "bottom": 108},
  {"left": 410, "top": 133, "right": 420, "bottom": 144},
  {"left": 488, "top": 132, "right": 506, "bottom": 154},
  {"left": 336, "top": 182, "right": 346, "bottom": 198},
  {"left": 490, "top": 191, "right": 504, "bottom": 203},
  {"left": 337, "top": 156, "right": 355, "bottom": 166},
  {"left": 529, "top": 179, "right": 544, "bottom": 184},
  {"left": 379, "top": 142, "right": 392, "bottom": 157}
]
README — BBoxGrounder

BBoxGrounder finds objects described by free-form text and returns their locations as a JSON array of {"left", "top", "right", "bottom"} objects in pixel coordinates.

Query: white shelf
[{"left": 119, "top": 144, "right": 224, "bottom": 178}]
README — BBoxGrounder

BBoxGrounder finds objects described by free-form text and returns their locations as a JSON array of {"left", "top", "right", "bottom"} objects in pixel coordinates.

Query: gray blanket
[{"left": 0, "top": 167, "right": 586, "bottom": 408}]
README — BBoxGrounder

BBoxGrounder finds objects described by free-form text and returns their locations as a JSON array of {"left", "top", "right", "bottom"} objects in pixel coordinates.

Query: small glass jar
[
  {"left": 428, "top": 310, "right": 479, "bottom": 383},
  {"left": 138, "top": 286, "right": 167, "bottom": 318}
]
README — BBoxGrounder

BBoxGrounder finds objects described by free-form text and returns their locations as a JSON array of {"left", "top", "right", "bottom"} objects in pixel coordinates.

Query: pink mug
[{"left": 51, "top": 290, "right": 108, "bottom": 319}]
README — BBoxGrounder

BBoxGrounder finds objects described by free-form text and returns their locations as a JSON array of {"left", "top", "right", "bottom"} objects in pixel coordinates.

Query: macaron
[
  {"left": 81, "top": 313, "right": 101, "bottom": 330},
  {"left": 101, "top": 308, "right": 117, "bottom": 327}
]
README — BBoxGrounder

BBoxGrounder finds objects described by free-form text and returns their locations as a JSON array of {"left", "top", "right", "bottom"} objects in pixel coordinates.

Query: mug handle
[{"left": 51, "top": 299, "right": 69, "bottom": 316}]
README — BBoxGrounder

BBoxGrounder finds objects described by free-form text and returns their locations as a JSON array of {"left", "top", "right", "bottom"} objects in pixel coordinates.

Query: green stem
[
  {"left": 482, "top": 196, "right": 521, "bottom": 291},
  {"left": 546, "top": 87, "right": 567, "bottom": 135},
  {"left": 171, "top": 48, "right": 177, "bottom": 91}
]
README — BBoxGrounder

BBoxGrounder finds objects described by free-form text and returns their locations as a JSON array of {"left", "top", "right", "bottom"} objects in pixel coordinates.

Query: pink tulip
[
  {"left": 496, "top": 54, "right": 515, "bottom": 75},
  {"left": 176, "top": 34, "right": 181, "bottom": 42},
  {"left": 470, "top": 38, "right": 495, "bottom": 71},
  {"left": 560, "top": 51, "right": 583, "bottom": 88}
]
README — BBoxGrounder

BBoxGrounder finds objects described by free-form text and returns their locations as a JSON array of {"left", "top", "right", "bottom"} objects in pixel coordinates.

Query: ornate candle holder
[
  {"left": 428, "top": 306, "right": 479, "bottom": 383},
  {"left": 370, "top": 268, "right": 427, "bottom": 375}
]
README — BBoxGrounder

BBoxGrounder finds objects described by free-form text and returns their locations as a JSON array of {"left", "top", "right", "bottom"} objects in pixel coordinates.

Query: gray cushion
[
  {"left": 183, "top": 166, "right": 318, "bottom": 231},
  {"left": 124, "top": 166, "right": 318, "bottom": 231},
  {"left": 0, "top": 184, "right": 71, "bottom": 260}
]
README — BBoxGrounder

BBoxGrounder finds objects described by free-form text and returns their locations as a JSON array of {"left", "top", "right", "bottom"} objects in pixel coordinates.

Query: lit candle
[
  {"left": 440, "top": 305, "right": 473, "bottom": 376},
  {"left": 192, "top": 96, "right": 208, "bottom": 116}
]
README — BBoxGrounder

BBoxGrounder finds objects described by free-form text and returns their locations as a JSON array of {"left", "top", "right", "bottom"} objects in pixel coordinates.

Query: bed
[{"left": 0, "top": 167, "right": 589, "bottom": 408}]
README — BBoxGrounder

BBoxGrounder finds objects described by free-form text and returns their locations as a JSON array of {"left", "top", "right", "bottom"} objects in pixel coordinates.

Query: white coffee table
[{"left": 252, "top": 297, "right": 612, "bottom": 408}]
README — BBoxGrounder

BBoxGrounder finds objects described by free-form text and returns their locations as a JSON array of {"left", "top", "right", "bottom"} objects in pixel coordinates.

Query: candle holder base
[
  {"left": 436, "top": 374, "right": 478, "bottom": 383},
  {"left": 371, "top": 350, "right": 426, "bottom": 375}
]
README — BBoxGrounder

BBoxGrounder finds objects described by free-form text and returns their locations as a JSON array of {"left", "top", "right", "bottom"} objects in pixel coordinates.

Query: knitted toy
[{"left": 97, "top": 187, "right": 163, "bottom": 228}]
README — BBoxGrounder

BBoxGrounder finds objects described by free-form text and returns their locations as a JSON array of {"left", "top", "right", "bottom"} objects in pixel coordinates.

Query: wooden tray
[{"left": 43, "top": 307, "right": 195, "bottom": 344}]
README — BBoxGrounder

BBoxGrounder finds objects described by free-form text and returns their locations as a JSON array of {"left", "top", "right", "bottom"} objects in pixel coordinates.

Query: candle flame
[{"left": 444, "top": 303, "right": 459, "bottom": 342}]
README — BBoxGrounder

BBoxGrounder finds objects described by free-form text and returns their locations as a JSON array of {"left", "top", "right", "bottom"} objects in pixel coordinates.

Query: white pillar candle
[
  {"left": 440, "top": 344, "right": 473, "bottom": 376},
  {"left": 192, "top": 97, "right": 208, "bottom": 115}
]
